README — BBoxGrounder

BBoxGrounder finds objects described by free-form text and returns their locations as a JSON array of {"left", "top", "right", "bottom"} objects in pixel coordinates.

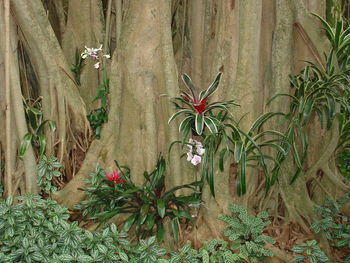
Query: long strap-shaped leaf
[
  {"left": 195, "top": 113, "right": 204, "bottom": 135},
  {"left": 168, "top": 109, "right": 193, "bottom": 124},
  {"left": 181, "top": 74, "right": 197, "bottom": 101},
  {"left": 200, "top": 72, "right": 223, "bottom": 101}
]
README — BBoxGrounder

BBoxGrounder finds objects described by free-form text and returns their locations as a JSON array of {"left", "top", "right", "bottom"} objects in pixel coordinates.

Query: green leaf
[
  {"left": 234, "top": 141, "right": 243, "bottom": 163},
  {"left": 208, "top": 153, "right": 215, "bottom": 197},
  {"left": 312, "top": 13, "right": 334, "bottom": 41},
  {"left": 19, "top": 133, "right": 33, "bottom": 160},
  {"left": 195, "top": 113, "right": 204, "bottom": 135},
  {"left": 201, "top": 249, "right": 210, "bottom": 263},
  {"left": 168, "top": 109, "right": 193, "bottom": 124},
  {"left": 156, "top": 222, "right": 165, "bottom": 242},
  {"left": 171, "top": 217, "right": 179, "bottom": 244},
  {"left": 172, "top": 209, "right": 191, "bottom": 220},
  {"left": 140, "top": 204, "right": 150, "bottom": 224},
  {"left": 145, "top": 214, "right": 155, "bottom": 230},
  {"left": 181, "top": 74, "right": 197, "bottom": 100},
  {"left": 179, "top": 116, "right": 193, "bottom": 133},
  {"left": 201, "top": 72, "right": 222, "bottom": 100},
  {"left": 122, "top": 214, "right": 137, "bottom": 232},
  {"left": 237, "top": 153, "right": 246, "bottom": 196},
  {"left": 267, "top": 93, "right": 298, "bottom": 105},
  {"left": 219, "top": 148, "right": 228, "bottom": 171},
  {"left": 204, "top": 116, "right": 218, "bottom": 134},
  {"left": 38, "top": 135, "right": 46, "bottom": 156},
  {"left": 249, "top": 112, "right": 284, "bottom": 134},
  {"left": 37, "top": 119, "right": 56, "bottom": 134},
  {"left": 157, "top": 199, "right": 166, "bottom": 218}
]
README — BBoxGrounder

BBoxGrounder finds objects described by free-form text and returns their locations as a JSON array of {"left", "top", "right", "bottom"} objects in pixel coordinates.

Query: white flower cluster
[
  {"left": 81, "top": 44, "right": 110, "bottom": 69},
  {"left": 186, "top": 138, "right": 205, "bottom": 166}
]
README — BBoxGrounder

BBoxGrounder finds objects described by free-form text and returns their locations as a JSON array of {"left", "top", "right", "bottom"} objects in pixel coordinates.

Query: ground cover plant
[{"left": 0, "top": 195, "right": 275, "bottom": 263}]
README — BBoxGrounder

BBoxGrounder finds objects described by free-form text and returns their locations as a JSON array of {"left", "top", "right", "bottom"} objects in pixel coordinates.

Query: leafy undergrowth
[{"left": 0, "top": 194, "right": 276, "bottom": 263}]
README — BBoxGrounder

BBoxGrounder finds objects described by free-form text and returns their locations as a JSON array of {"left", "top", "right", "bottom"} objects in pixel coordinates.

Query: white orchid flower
[
  {"left": 94, "top": 62, "right": 100, "bottom": 69},
  {"left": 81, "top": 52, "right": 88, "bottom": 59}
]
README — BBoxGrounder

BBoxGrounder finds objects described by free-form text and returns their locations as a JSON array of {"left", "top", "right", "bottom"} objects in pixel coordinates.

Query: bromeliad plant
[
  {"left": 168, "top": 72, "right": 238, "bottom": 137},
  {"left": 75, "top": 157, "right": 202, "bottom": 243}
]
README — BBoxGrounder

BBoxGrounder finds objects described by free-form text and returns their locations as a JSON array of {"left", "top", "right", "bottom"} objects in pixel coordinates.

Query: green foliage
[
  {"left": 268, "top": 14, "right": 350, "bottom": 184},
  {"left": 0, "top": 194, "right": 174, "bottom": 263},
  {"left": 87, "top": 107, "right": 108, "bottom": 139},
  {"left": 337, "top": 148, "right": 350, "bottom": 180},
  {"left": 0, "top": 196, "right": 275, "bottom": 263},
  {"left": 87, "top": 68, "right": 109, "bottom": 139},
  {"left": 168, "top": 72, "right": 237, "bottom": 137},
  {"left": 19, "top": 98, "right": 56, "bottom": 159},
  {"left": 337, "top": 113, "right": 350, "bottom": 180},
  {"left": 169, "top": 73, "right": 285, "bottom": 197},
  {"left": 129, "top": 236, "right": 167, "bottom": 263},
  {"left": 311, "top": 195, "right": 350, "bottom": 261},
  {"left": 199, "top": 239, "right": 246, "bottom": 263},
  {"left": 218, "top": 203, "right": 275, "bottom": 262},
  {"left": 217, "top": 113, "right": 286, "bottom": 195},
  {"left": 291, "top": 240, "right": 329, "bottom": 263},
  {"left": 75, "top": 157, "right": 201, "bottom": 243},
  {"left": 169, "top": 243, "right": 201, "bottom": 263},
  {"left": 169, "top": 204, "right": 276, "bottom": 263},
  {"left": 312, "top": 13, "right": 350, "bottom": 72},
  {"left": 326, "top": 0, "right": 343, "bottom": 27},
  {"left": 70, "top": 48, "right": 85, "bottom": 86},
  {"left": 92, "top": 68, "right": 110, "bottom": 107},
  {"left": 36, "top": 155, "right": 62, "bottom": 194}
]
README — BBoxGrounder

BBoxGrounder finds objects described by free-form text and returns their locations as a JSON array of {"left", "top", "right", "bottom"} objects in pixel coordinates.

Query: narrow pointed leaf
[
  {"left": 19, "top": 133, "right": 33, "bottom": 160},
  {"left": 195, "top": 113, "right": 204, "bottom": 135}
]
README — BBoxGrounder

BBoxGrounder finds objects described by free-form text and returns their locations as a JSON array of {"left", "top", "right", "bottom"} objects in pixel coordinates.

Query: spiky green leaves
[
  {"left": 168, "top": 72, "right": 235, "bottom": 137},
  {"left": 76, "top": 157, "right": 201, "bottom": 243}
]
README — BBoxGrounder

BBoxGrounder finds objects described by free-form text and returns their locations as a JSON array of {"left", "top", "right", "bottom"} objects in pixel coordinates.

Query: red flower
[
  {"left": 181, "top": 94, "right": 208, "bottom": 114},
  {"left": 105, "top": 170, "right": 126, "bottom": 184},
  {"left": 193, "top": 98, "right": 208, "bottom": 114}
]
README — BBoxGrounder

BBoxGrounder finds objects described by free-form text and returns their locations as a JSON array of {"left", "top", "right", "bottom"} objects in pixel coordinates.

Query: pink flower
[
  {"left": 191, "top": 155, "right": 202, "bottom": 166},
  {"left": 104, "top": 170, "right": 126, "bottom": 184}
]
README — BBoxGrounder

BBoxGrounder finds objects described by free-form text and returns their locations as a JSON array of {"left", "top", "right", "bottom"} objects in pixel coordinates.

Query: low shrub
[{"left": 0, "top": 195, "right": 274, "bottom": 263}]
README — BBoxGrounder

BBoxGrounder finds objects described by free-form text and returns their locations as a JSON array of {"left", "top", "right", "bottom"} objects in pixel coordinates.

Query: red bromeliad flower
[
  {"left": 105, "top": 170, "right": 126, "bottom": 184},
  {"left": 181, "top": 94, "right": 208, "bottom": 114}
]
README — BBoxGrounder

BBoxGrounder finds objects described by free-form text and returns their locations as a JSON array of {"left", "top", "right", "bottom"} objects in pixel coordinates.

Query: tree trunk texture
[
  {"left": 1, "top": 0, "right": 348, "bottom": 261},
  {"left": 0, "top": 1, "right": 37, "bottom": 195},
  {"left": 61, "top": 0, "right": 105, "bottom": 111}
]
